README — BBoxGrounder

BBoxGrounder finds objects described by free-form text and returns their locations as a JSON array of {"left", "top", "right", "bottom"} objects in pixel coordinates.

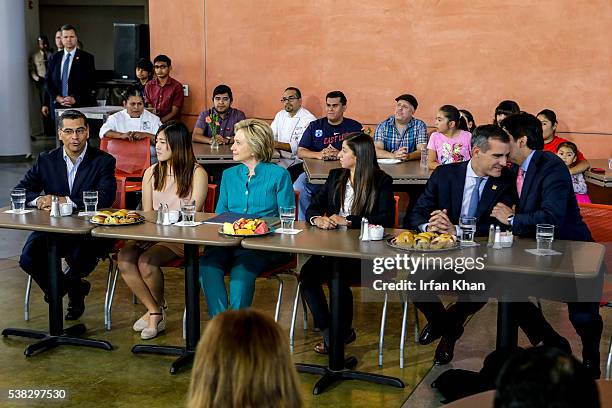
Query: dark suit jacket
[
  {"left": 306, "top": 168, "right": 395, "bottom": 228},
  {"left": 407, "top": 161, "right": 517, "bottom": 236},
  {"left": 45, "top": 49, "right": 96, "bottom": 108},
  {"left": 16, "top": 146, "right": 116, "bottom": 209},
  {"left": 512, "top": 150, "right": 592, "bottom": 241}
]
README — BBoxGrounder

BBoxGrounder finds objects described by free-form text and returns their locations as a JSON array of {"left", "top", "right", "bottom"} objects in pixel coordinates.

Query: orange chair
[
  {"left": 113, "top": 176, "right": 127, "bottom": 209},
  {"left": 104, "top": 183, "right": 217, "bottom": 330},
  {"left": 578, "top": 203, "right": 612, "bottom": 379},
  {"left": 100, "top": 138, "right": 151, "bottom": 193},
  {"left": 393, "top": 194, "right": 400, "bottom": 228}
]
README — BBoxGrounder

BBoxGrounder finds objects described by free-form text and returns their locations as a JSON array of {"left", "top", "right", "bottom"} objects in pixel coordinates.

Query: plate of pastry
[
  {"left": 90, "top": 209, "right": 145, "bottom": 226},
  {"left": 387, "top": 231, "right": 459, "bottom": 252}
]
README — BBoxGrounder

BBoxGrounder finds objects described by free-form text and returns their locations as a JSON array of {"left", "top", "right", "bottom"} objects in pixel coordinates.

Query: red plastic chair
[
  {"left": 100, "top": 138, "right": 151, "bottom": 193},
  {"left": 393, "top": 194, "right": 400, "bottom": 228},
  {"left": 112, "top": 176, "right": 127, "bottom": 209}
]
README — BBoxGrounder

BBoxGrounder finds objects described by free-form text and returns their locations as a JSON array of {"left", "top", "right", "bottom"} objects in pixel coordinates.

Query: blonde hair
[
  {"left": 187, "top": 308, "right": 303, "bottom": 408},
  {"left": 234, "top": 119, "right": 274, "bottom": 162}
]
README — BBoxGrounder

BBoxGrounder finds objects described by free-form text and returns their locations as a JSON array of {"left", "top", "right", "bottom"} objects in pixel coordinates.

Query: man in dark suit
[
  {"left": 44, "top": 24, "right": 95, "bottom": 114},
  {"left": 406, "top": 125, "right": 518, "bottom": 364},
  {"left": 17, "top": 110, "right": 116, "bottom": 320},
  {"left": 492, "top": 112, "right": 602, "bottom": 377}
]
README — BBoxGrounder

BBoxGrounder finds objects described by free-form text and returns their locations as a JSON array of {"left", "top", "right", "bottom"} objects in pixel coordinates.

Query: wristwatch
[{"left": 507, "top": 214, "right": 514, "bottom": 225}]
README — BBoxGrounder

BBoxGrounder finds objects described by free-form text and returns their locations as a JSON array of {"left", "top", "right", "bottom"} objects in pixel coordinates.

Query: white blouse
[{"left": 339, "top": 180, "right": 354, "bottom": 217}]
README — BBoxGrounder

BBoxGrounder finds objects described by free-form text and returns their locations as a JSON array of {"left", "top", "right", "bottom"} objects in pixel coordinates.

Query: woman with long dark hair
[
  {"left": 301, "top": 132, "right": 395, "bottom": 353},
  {"left": 118, "top": 121, "right": 208, "bottom": 340}
]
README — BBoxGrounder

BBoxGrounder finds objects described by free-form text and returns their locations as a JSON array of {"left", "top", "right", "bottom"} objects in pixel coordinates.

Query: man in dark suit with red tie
[
  {"left": 44, "top": 24, "right": 95, "bottom": 114},
  {"left": 492, "top": 112, "right": 602, "bottom": 378},
  {"left": 407, "top": 125, "right": 519, "bottom": 364},
  {"left": 16, "top": 110, "right": 116, "bottom": 320}
]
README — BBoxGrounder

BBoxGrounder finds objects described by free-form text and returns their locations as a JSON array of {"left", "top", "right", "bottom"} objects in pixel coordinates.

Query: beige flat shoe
[
  {"left": 132, "top": 312, "right": 149, "bottom": 332},
  {"left": 141, "top": 312, "right": 166, "bottom": 340}
]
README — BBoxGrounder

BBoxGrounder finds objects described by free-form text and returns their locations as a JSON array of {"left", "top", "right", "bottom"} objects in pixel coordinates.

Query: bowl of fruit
[{"left": 220, "top": 218, "right": 273, "bottom": 237}]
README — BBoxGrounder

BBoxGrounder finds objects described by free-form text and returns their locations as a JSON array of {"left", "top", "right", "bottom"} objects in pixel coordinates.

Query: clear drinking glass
[
  {"left": 180, "top": 199, "right": 196, "bottom": 225},
  {"left": 279, "top": 206, "right": 296, "bottom": 232},
  {"left": 420, "top": 147, "right": 428, "bottom": 169},
  {"left": 83, "top": 191, "right": 98, "bottom": 215},
  {"left": 459, "top": 215, "right": 477, "bottom": 247},
  {"left": 10, "top": 188, "right": 26, "bottom": 213},
  {"left": 536, "top": 224, "right": 555, "bottom": 254}
]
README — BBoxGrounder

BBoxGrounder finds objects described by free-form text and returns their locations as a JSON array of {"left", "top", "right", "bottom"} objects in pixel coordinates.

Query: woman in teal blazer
[{"left": 199, "top": 119, "right": 294, "bottom": 317}]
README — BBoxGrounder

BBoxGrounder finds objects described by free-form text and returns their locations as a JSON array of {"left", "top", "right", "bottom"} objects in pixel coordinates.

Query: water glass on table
[
  {"left": 180, "top": 199, "right": 196, "bottom": 226},
  {"left": 10, "top": 188, "right": 26, "bottom": 213},
  {"left": 536, "top": 224, "right": 555, "bottom": 254},
  {"left": 82, "top": 191, "right": 98, "bottom": 215},
  {"left": 459, "top": 215, "right": 477, "bottom": 247},
  {"left": 279, "top": 206, "right": 296, "bottom": 232},
  {"left": 420, "top": 147, "right": 428, "bottom": 169}
]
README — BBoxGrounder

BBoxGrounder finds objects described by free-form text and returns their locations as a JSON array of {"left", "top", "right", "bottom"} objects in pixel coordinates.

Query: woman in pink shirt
[{"left": 427, "top": 105, "right": 472, "bottom": 170}]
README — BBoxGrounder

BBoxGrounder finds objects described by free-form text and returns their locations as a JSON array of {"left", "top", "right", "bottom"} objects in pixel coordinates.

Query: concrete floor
[{"left": 0, "top": 142, "right": 610, "bottom": 407}]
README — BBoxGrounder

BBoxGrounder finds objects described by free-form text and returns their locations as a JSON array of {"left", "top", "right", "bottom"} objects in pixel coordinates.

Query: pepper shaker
[
  {"left": 487, "top": 224, "right": 495, "bottom": 247},
  {"left": 156, "top": 203, "right": 164, "bottom": 224},
  {"left": 50, "top": 196, "right": 61, "bottom": 217},
  {"left": 493, "top": 225, "right": 502, "bottom": 249},
  {"left": 361, "top": 218, "right": 370, "bottom": 241}
]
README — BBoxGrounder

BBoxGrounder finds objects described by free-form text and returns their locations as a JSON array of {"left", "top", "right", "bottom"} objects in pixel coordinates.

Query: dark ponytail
[{"left": 439, "top": 105, "right": 468, "bottom": 131}]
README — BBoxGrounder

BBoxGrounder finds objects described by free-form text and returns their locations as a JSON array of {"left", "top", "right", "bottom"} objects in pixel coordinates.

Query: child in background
[
  {"left": 556, "top": 141, "right": 591, "bottom": 203},
  {"left": 493, "top": 100, "right": 520, "bottom": 125},
  {"left": 459, "top": 109, "right": 476, "bottom": 133},
  {"left": 427, "top": 105, "right": 472, "bottom": 170}
]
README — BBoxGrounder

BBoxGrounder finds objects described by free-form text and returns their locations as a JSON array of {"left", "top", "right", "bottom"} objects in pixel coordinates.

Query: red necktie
[{"left": 516, "top": 168, "right": 525, "bottom": 197}]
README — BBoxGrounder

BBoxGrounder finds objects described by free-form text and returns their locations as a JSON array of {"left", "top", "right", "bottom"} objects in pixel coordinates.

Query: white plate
[{"left": 377, "top": 159, "right": 402, "bottom": 165}]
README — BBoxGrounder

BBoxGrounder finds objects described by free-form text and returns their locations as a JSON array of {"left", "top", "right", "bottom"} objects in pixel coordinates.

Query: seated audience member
[
  {"left": 17, "top": 110, "right": 116, "bottom": 320},
  {"left": 118, "top": 122, "right": 207, "bottom": 340},
  {"left": 538, "top": 108, "right": 590, "bottom": 175},
  {"left": 199, "top": 119, "right": 294, "bottom": 316},
  {"left": 494, "top": 347, "right": 599, "bottom": 408},
  {"left": 270, "top": 86, "right": 316, "bottom": 182},
  {"left": 459, "top": 109, "right": 476, "bottom": 133},
  {"left": 493, "top": 100, "right": 520, "bottom": 125},
  {"left": 135, "top": 58, "right": 153, "bottom": 96},
  {"left": 557, "top": 141, "right": 591, "bottom": 203},
  {"left": 187, "top": 308, "right": 303, "bottom": 408},
  {"left": 301, "top": 133, "right": 394, "bottom": 354},
  {"left": 492, "top": 112, "right": 601, "bottom": 378},
  {"left": 374, "top": 93, "right": 427, "bottom": 161},
  {"left": 144, "top": 54, "right": 183, "bottom": 123},
  {"left": 407, "top": 125, "right": 519, "bottom": 364},
  {"left": 99, "top": 86, "right": 161, "bottom": 163},
  {"left": 192, "top": 84, "right": 246, "bottom": 145},
  {"left": 427, "top": 105, "right": 472, "bottom": 169},
  {"left": 294, "top": 90, "right": 362, "bottom": 220}
]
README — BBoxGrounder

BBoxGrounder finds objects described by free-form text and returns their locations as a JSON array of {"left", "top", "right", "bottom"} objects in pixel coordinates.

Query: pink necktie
[{"left": 516, "top": 168, "right": 525, "bottom": 197}]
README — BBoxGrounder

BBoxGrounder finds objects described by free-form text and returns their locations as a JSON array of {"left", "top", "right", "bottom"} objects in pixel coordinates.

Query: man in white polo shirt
[
  {"left": 99, "top": 87, "right": 161, "bottom": 163},
  {"left": 270, "top": 87, "right": 316, "bottom": 181}
]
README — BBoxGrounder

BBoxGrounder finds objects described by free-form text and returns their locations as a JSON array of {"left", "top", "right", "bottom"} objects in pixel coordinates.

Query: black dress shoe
[
  {"left": 65, "top": 280, "right": 91, "bottom": 320},
  {"left": 434, "top": 327, "right": 464, "bottom": 365},
  {"left": 543, "top": 333, "right": 572, "bottom": 355},
  {"left": 419, "top": 322, "right": 445, "bottom": 345}
]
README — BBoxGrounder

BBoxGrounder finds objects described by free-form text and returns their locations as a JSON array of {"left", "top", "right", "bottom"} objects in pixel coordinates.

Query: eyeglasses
[
  {"left": 280, "top": 96, "right": 300, "bottom": 103},
  {"left": 61, "top": 127, "right": 87, "bottom": 136},
  {"left": 154, "top": 65, "right": 168, "bottom": 70}
]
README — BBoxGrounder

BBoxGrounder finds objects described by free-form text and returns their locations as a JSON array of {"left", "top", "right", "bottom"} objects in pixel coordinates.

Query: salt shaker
[
  {"left": 361, "top": 218, "right": 370, "bottom": 241},
  {"left": 493, "top": 226, "right": 502, "bottom": 249},
  {"left": 487, "top": 224, "right": 495, "bottom": 247},
  {"left": 162, "top": 204, "right": 171, "bottom": 225},
  {"left": 359, "top": 217, "right": 365, "bottom": 239},
  {"left": 50, "top": 196, "right": 61, "bottom": 217},
  {"left": 156, "top": 203, "right": 164, "bottom": 224}
]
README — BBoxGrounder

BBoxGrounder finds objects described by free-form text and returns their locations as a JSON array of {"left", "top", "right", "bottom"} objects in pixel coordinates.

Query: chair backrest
[
  {"left": 393, "top": 194, "right": 400, "bottom": 228},
  {"left": 100, "top": 137, "right": 151, "bottom": 178},
  {"left": 578, "top": 203, "right": 612, "bottom": 243},
  {"left": 112, "top": 176, "right": 126, "bottom": 209},
  {"left": 204, "top": 184, "right": 217, "bottom": 213}
]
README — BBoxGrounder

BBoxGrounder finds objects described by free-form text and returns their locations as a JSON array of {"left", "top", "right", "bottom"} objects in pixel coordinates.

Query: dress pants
[
  {"left": 299, "top": 255, "right": 361, "bottom": 339},
  {"left": 19, "top": 231, "right": 113, "bottom": 297},
  {"left": 199, "top": 247, "right": 291, "bottom": 317},
  {"left": 293, "top": 172, "right": 321, "bottom": 221}
]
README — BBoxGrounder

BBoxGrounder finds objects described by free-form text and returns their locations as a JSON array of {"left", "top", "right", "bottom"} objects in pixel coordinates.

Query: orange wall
[{"left": 149, "top": 0, "right": 612, "bottom": 158}]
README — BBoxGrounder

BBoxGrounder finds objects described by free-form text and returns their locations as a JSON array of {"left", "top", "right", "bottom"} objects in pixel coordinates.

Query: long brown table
[
  {"left": 0, "top": 208, "right": 113, "bottom": 356},
  {"left": 241, "top": 222, "right": 605, "bottom": 394},
  {"left": 193, "top": 143, "right": 280, "bottom": 165},
  {"left": 303, "top": 157, "right": 432, "bottom": 185},
  {"left": 91, "top": 211, "right": 242, "bottom": 374}
]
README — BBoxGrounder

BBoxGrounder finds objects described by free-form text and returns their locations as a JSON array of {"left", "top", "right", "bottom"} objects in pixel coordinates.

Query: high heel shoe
[{"left": 141, "top": 311, "right": 166, "bottom": 340}]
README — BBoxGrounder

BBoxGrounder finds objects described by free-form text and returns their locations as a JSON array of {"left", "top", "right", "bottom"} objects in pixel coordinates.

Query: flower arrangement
[{"left": 206, "top": 111, "right": 223, "bottom": 147}]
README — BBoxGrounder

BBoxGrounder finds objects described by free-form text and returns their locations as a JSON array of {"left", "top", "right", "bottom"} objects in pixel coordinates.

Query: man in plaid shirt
[{"left": 374, "top": 94, "right": 428, "bottom": 161}]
